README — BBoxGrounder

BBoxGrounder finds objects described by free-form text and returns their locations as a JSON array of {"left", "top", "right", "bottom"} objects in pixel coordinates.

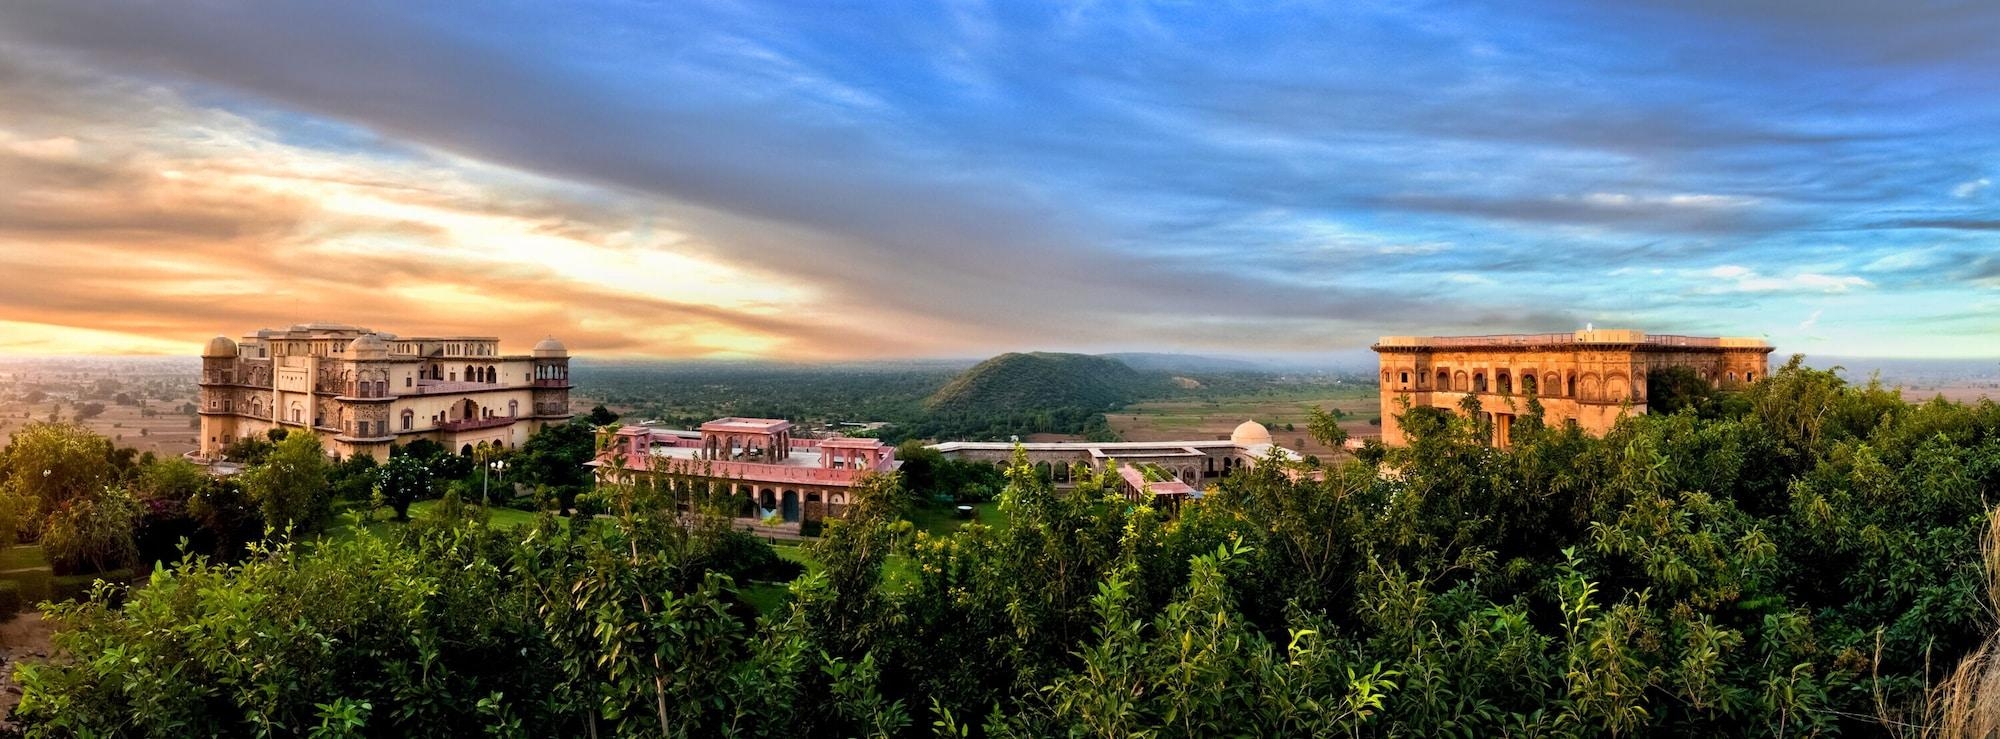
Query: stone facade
[
  {"left": 1371, "top": 329, "right": 1773, "bottom": 447},
  {"left": 197, "top": 323, "right": 572, "bottom": 461}
]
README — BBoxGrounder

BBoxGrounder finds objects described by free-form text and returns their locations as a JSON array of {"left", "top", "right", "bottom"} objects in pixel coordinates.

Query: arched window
[
  {"left": 1473, "top": 372, "right": 1489, "bottom": 393},
  {"left": 1497, "top": 370, "right": 1512, "bottom": 394},
  {"left": 402, "top": 409, "right": 414, "bottom": 431},
  {"left": 1436, "top": 369, "right": 1450, "bottom": 389},
  {"left": 1746, "top": 371, "right": 1756, "bottom": 382},
  {"left": 508, "top": 400, "right": 519, "bottom": 417},
  {"left": 1399, "top": 371, "right": 1410, "bottom": 386}
]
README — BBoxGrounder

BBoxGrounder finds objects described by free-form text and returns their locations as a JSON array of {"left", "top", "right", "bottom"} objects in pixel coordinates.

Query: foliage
[
  {"left": 376, "top": 453, "right": 435, "bottom": 522},
  {"left": 41, "top": 485, "right": 139, "bottom": 576},
  {"left": 240, "top": 431, "right": 333, "bottom": 536},
  {"left": 2, "top": 421, "right": 116, "bottom": 531},
  {"left": 19, "top": 357, "right": 2000, "bottom": 736},
  {"left": 586, "top": 404, "right": 619, "bottom": 426},
  {"left": 515, "top": 420, "right": 596, "bottom": 512}
]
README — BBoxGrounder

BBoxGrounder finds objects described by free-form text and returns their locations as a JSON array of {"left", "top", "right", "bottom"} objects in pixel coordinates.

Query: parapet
[{"left": 1575, "top": 329, "right": 1646, "bottom": 343}]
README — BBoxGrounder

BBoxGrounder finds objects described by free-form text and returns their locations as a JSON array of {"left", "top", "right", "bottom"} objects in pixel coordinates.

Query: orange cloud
[{"left": 0, "top": 51, "right": 948, "bottom": 360}]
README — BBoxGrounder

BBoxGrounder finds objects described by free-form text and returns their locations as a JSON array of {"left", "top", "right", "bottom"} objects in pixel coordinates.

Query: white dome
[
  {"left": 531, "top": 336, "right": 568, "bottom": 358},
  {"left": 1230, "top": 420, "right": 1272, "bottom": 446},
  {"left": 202, "top": 335, "right": 238, "bottom": 358},
  {"left": 346, "top": 333, "right": 389, "bottom": 359}
]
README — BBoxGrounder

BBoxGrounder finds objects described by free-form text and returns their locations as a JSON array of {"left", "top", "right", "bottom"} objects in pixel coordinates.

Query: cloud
[
  {"left": 1799, "top": 309, "right": 1822, "bottom": 330},
  {"left": 0, "top": 1, "right": 1996, "bottom": 357},
  {"left": 1953, "top": 177, "right": 1991, "bottom": 199},
  {"left": 1700, "top": 265, "right": 1871, "bottom": 294}
]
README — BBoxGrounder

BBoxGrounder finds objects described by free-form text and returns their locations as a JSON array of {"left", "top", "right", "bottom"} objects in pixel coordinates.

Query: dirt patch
[
  {"left": 1107, "top": 390, "right": 1381, "bottom": 461},
  {"left": 0, "top": 612, "right": 55, "bottom": 730}
]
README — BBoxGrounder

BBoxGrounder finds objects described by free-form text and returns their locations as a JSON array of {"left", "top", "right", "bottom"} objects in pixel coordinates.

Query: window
[
  {"left": 406, "top": 376, "right": 413, "bottom": 387},
  {"left": 402, "top": 410, "right": 413, "bottom": 430},
  {"left": 359, "top": 421, "right": 370, "bottom": 436},
  {"left": 224, "top": 399, "right": 233, "bottom": 412}
]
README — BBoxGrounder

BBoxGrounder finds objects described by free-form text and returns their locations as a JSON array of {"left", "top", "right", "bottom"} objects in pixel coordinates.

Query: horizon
[{"left": 3, "top": 2, "right": 1999, "bottom": 359}]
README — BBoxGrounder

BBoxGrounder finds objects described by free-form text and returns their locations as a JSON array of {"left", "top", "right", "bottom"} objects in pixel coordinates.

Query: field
[{"left": 1105, "top": 382, "right": 1380, "bottom": 459}]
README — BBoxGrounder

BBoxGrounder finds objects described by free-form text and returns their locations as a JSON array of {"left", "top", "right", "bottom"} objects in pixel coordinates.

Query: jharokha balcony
[{"left": 438, "top": 416, "right": 517, "bottom": 432}]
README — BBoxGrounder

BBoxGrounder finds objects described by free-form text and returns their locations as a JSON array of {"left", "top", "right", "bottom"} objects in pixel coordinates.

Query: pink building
[{"left": 592, "top": 417, "right": 898, "bottom": 524}]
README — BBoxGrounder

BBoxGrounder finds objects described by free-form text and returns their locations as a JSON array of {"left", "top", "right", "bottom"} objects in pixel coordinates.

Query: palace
[
  {"left": 1372, "top": 329, "right": 1773, "bottom": 447},
  {"left": 591, "top": 418, "right": 1297, "bottom": 525},
  {"left": 197, "top": 323, "right": 573, "bottom": 461},
  {"left": 594, "top": 419, "right": 899, "bottom": 524}
]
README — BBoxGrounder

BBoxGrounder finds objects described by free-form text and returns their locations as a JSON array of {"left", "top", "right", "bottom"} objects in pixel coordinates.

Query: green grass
[
  {"left": 0, "top": 544, "right": 49, "bottom": 571},
  {"left": 0, "top": 544, "right": 53, "bottom": 607},
  {"left": 906, "top": 501, "right": 1008, "bottom": 537}
]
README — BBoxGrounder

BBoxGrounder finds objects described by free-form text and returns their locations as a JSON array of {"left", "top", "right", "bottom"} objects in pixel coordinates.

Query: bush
[
  {"left": 0, "top": 580, "right": 21, "bottom": 616},
  {"left": 799, "top": 518, "right": 824, "bottom": 538},
  {"left": 43, "top": 488, "right": 139, "bottom": 577}
]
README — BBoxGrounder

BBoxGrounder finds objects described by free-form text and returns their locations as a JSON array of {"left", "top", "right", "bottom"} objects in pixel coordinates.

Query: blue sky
[{"left": 0, "top": 1, "right": 1995, "bottom": 358}]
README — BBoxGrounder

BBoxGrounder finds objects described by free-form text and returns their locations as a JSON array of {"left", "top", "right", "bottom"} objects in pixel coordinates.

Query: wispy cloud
[{"left": 0, "top": 1, "right": 1996, "bottom": 357}]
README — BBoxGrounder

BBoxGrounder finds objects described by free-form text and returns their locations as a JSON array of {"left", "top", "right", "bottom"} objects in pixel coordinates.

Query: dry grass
[{"left": 1923, "top": 508, "right": 2000, "bottom": 738}]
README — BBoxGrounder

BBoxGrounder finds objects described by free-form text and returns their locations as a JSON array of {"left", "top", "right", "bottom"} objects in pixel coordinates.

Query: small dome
[
  {"left": 1230, "top": 420, "right": 1272, "bottom": 446},
  {"left": 532, "top": 336, "right": 568, "bottom": 358},
  {"left": 347, "top": 333, "right": 389, "bottom": 359},
  {"left": 202, "top": 335, "right": 238, "bottom": 358}
]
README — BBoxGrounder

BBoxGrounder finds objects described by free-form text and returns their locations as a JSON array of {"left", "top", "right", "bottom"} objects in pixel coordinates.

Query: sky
[{"left": 0, "top": 1, "right": 1996, "bottom": 360}]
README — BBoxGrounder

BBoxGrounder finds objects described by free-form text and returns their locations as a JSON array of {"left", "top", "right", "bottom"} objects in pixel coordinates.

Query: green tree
[
  {"left": 2, "top": 421, "right": 115, "bottom": 528},
  {"left": 586, "top": 404, "right": 620, "bottom": 426},
  {"left": 376, "top": 453, "right": 434, "bottom": 521},
  {"left": 240, "top": 432, "right": 332, "bottom": 536}
]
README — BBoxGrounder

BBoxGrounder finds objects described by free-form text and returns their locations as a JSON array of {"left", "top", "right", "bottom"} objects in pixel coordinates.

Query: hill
[
  {"left": 1098, "top": 352, "right": 1266, "bottom": 373},
  {"left": 924, "top": 352, "right": 1156, "bottom": 420}
]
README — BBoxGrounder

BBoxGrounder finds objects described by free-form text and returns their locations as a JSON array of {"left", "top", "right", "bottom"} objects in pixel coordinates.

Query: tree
[
  {"left": 1305, "top": 404, "right": 1348, "bottom": 448},
  {"left": 587, "top": 404, "right": 620, "bottom": 426},
  {"left": 42, "top": 486, "right": 139, "bottom": 576},
  {"left": 240, "top": 432, "right": 331, "bottom": 535},
  {"left": 1647, "top": 365, "right": 1718, "bottom": 416},
  {"left": 376, "top": 453, "right": 434, "bottom": 521},
  {"left": 2, "top": 421, "right": 115, "bottom": 528},
  {"left": 517, "top": 421, "right": 595, "bottom": 511}
]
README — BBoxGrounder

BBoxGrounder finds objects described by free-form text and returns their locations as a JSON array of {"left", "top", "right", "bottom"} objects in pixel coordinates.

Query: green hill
[{"left": 924, "top": 352, "right": 1154, "bottom": 416}]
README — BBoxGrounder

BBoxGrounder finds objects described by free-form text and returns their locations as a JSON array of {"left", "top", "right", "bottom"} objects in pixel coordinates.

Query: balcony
[
  {"left": 530, "top": 379, "right": 570, "bottom": 388},
  {"left": 438, "top": 416, "right": 517, "bottom": 432},
  {"left": 411, "top": 379, "right": 504, "bottom": 395}
]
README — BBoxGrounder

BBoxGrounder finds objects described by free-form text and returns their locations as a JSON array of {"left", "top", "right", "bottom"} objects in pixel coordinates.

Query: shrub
[
  {"left": 0, "top": 580, "right": 21, "bottom": 616},
  {"left": 42, "top": 488, "right": 139, "bottom": 577}
]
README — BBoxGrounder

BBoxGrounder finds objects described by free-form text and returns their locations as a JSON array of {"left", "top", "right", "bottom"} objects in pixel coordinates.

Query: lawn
[{"left": 906, "top": 500, "right": 1008, "bottom": 537}]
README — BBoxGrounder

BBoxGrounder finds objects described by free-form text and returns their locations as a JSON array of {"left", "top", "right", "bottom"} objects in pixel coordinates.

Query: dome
[
  {"left": 1230, "top": 420, "right": 1272, "bottom": 446},
  {"left": 202, "top": 335, "right": 238, "bottom": 358},
  {"left": 346, "top": 333, "right": 389, "bottom": 359},
  {"left": 531, "top": 336, "right": 568, "bottom": 358}
]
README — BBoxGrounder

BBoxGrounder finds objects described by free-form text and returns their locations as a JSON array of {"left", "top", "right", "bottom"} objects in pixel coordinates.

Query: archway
[
  {"left": 759, "top": 488, "right": 777, "bottom": 513},
  {"left": 460, "top": 443, "right": 473, "bottom": 456},
  {"left": 1454, "top": 371, "right": 1469, "bottom": 391},
  {"left": 781, "top": 490, "right": 801, "bottom": 522},
  {"left": 1435, "top": 368, "right": 1449, "bottom": 390},
  {"left": 1473, "top": 372, "right": 1489, "bottom": 393},
  {"left": 462, "top": 399, "right": 478, "bottom": 420}
]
